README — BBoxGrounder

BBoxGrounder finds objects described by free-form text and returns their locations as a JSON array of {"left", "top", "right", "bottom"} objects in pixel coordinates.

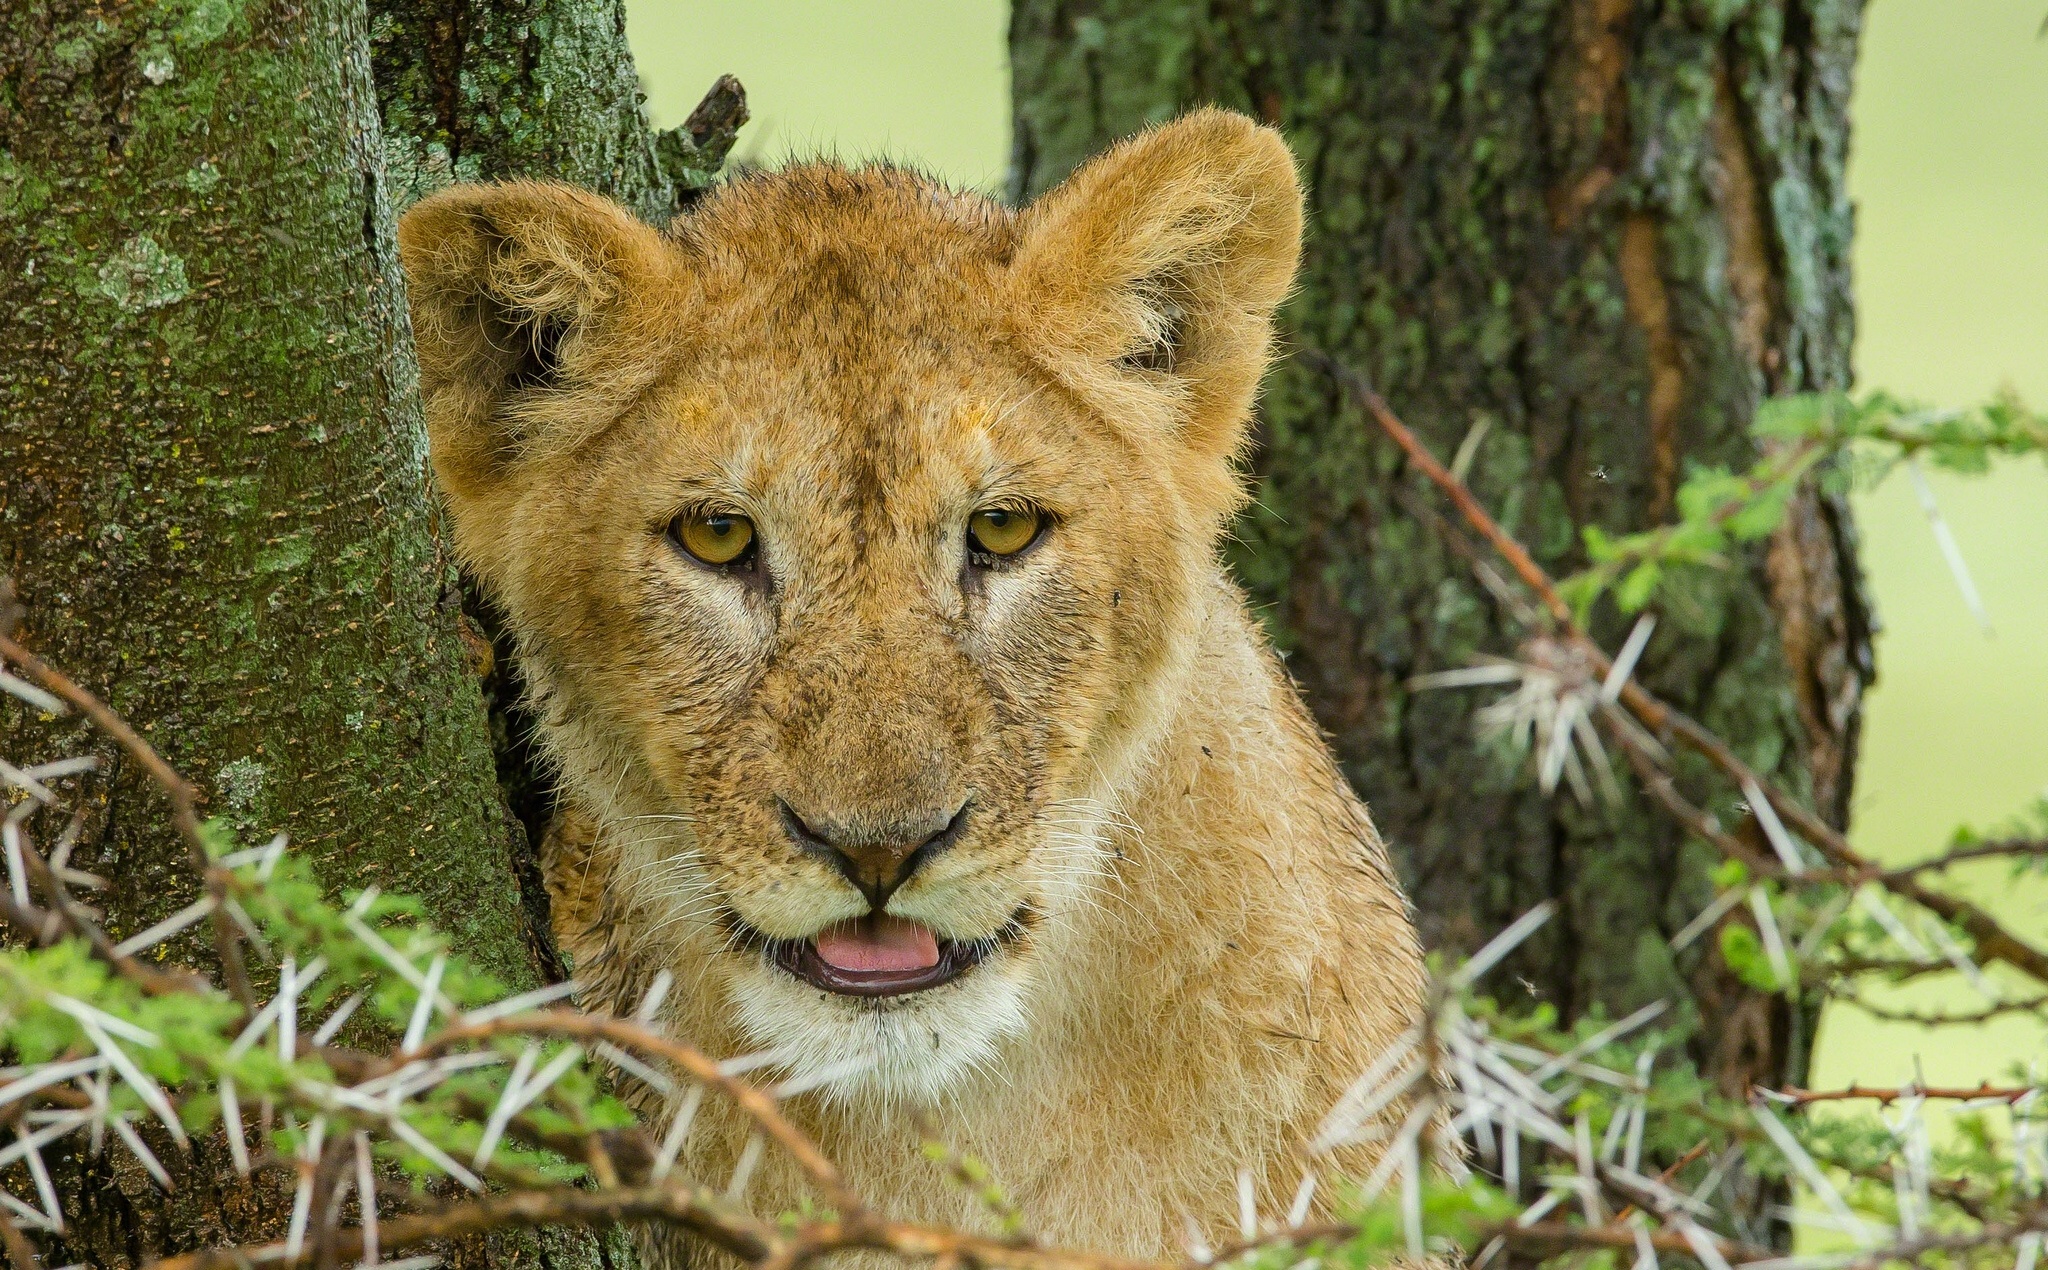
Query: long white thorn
[
  {"left": 356, "top": 1130, "right": 380, "bottom": 1266},
  {"left": 17, "top": 1124, "right": 63, "bottom": 1231},
  {"left": 278, "top": 957, "right": 298, "bottom": 1064},
  {"left": 652, "top": 1084, "right": 707, "bottom": 1183},
  {"left": 1601, "top": 614, "right": 1658, "bottom": 704},
  {"left": 1399, "top": 1135, "right": 1424, "bottom": 1259},
  {"left": 724, "top": 1132, "right": 764, "bottom": 1202},
  {"left": 0, "top": 1056, "right": 108, "bottom": 1110},
  {"left": 1287, "top": 1171, "right": 1317, "bottom": 1228},
  {"left": 219, "top": 1075, "right": 250, "bottom": 1176},
  {"left": 461, "top": 979, "right": 581, "bottom": 1025},
  {"left": 401, "top": 954, "right": 447, "bottom": 1054},
  {"left": 1672, "top": 885, "right": 1750, "bottom": 952},
  {"left": 1755, "top": 1106, "right": 1870, "bottom": 1242},
  {"left": 110, "top": 1117, "right": 172, "bottom": 1189},
  {"left": 1907, "top": 456, "right": 1991, "bottom": 632},
  {"left": 387, "top": 1114, "right": 482, "bottom": 1193},
  {"left": 283, "top": 1116, "right": 326, "bottom": 1263},
  {"left": 71, "top": 1015, "right": 184, "bottom": 1149},
  {"left": 111, "top": 895, "right": 218, "bottom": 958},
  {"left": 1449, "top": 901, "right": 1557, "bottom": 991},
  {"left": 1743, "top": 779, "right": 1807, "bottom": 875},
  {"left": 312, "top": 991, "right": 366, "bottom": 1047},
  {"left": 0, "top": 667, "right": 67, "bottom": 715},
  {"left": 635, "top": 969, "right": 674, "bottom": 1024},
  {"left": 1856, "top": 887, "right": 1930, "bottom": 959},
  {"left": 472, "top": 1045, "right": 539, "bottom": 1170},
  {"left": 1529, "top": 1001, "right": 1667, "bottom": 1084},
  {"left": 1749, "top": 888, "right": 1794, "bottom": 989},
  {"left": 4, "top": 817, "right": 32, "bottom": 908}
]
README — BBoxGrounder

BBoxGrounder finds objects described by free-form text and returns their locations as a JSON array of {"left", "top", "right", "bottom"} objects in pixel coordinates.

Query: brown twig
[
  {"left": 0, "top": 628, "right": 256, "bottom": 1008},
  {"left": 1610, "top": 1139, "right": 1713, "bottom": 1224},
  {"left": 146, "top": 1182, "right": 781, "bottom": 1270},
  {"left": 1304, "top": 351, "right": 1574, "bottom": 627},
  {"left": 420, "top": 1010, "right": 862, "bottom": 1218},
  {"left": 0, "top": 1208, "right": 38, "bottom": 1270},
  {"left": 143, "top": 1180, "right": 1189, "bottom": 1270},
  {"left": 1500, "top": 1218, "right": 1768, "bottom": 1264},
  {"left": 1839, "top": 991, "right": 2048, "bottom": 1027},
  {"left": 1766, "top": 1082, "right": 2037, "bottom": 1106},
  {"left": 1881, "top": 838, "right": 2048, "bottom": 878}
]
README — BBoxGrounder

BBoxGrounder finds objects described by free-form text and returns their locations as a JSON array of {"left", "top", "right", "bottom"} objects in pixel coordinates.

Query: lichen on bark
[
  {"left": 366, "top": 0, "right": 743, "bottom": 221},
  {"left": 1010, "top": 0, "right": 1872, "bottom": 1106}
]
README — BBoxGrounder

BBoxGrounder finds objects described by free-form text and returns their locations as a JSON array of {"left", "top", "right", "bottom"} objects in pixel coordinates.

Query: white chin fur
[{"left": 723, "top": 950, "right": 1032, "bottom": 1106}]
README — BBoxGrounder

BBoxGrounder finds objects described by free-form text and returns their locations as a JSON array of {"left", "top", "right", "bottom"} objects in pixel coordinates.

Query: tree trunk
[
  {"left": 0, "top": 0, "right": 710, "bottom": 1262},
  {"left": 1010, "top": 0, "right": 1873, "bottom": 1109},
  {"left": 366, "top": 0, "right": 744, "bottom": 223},
  {"left": 362, "top": 0, "right": 745, "bottom": 985}
]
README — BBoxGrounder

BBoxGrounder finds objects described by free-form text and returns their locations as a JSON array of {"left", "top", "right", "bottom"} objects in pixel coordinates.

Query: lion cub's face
[{"left": 400, "top": 111, "right": 1301, "bottom": 1101}]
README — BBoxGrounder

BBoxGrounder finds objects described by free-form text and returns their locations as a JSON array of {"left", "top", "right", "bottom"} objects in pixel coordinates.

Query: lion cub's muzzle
[{"left": 754, "top": 797, "right": 1022, "bottom": 998}]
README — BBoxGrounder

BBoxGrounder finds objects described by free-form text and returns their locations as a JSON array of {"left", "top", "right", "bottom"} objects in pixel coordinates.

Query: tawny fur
[{"left": 398, "top": 109, "right": 1429, "bottom": 1262}]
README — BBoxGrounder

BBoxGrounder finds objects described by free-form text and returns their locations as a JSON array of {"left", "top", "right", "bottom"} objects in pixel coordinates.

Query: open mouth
[{"left": 732, "top": 911, "right": 1026, "bottom": 999}]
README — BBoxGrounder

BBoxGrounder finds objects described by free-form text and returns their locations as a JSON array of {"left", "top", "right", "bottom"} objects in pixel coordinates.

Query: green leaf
[{"left": 1615, "top": 560, "right": 1663, "bottom": 612}]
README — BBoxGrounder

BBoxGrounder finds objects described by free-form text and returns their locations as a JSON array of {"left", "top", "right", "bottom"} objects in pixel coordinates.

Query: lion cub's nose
[{"left": 777, "top": 799, "right": 970, "bottom": 909}]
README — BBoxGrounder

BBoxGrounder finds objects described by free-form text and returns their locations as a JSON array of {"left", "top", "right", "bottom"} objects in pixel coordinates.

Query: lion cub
[{"left": 398, "top": 109, "right": 1427, "bottom": 1259}]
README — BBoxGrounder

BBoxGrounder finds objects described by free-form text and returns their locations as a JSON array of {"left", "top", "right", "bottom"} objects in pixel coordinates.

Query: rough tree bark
[
  {"left": 1010, "top": 0, "right": 1873, "bottom": 1108},
  {"left": 0, "top": 0, "right": 722, "bottom": 1262}
]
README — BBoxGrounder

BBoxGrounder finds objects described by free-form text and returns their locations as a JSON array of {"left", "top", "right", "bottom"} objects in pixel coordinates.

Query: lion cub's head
[{"left": 398, "top": 110, "right": 1301, "bottom": 1101}]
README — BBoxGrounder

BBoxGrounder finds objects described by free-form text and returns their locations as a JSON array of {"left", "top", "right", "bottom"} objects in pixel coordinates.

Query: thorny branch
[
  {"left": 1768, "top": 1084, "right": 2038, "bottom": 1107},
  {"left": 0, "top": 628, "right": 255, "bottom": 1009},
  {"left": 1306, "top": 349, "right": 2048, "bottom": 990}
]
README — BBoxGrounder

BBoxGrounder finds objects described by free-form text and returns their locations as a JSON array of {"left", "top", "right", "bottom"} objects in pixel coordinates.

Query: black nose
[{"left": 777, "top": 799, "right": 971, "bottom": 908}]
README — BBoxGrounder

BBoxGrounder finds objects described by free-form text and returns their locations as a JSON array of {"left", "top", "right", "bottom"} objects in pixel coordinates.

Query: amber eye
[
  {"left": 669, "top": 510, "right": 756, "bottom": 567},
  {"left": 967, "top": 506, "right": 1042, "bottom": 560}
]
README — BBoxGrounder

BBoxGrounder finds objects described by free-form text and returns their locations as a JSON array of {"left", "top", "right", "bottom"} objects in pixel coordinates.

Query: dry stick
[
  {"left": 143, "top": 1181, "right": 1182, "bottom": 1270},
  {"left": 422, "top": 1010, "right": 862, "bottom": 1219},
  {"left": 1769, "top": 1082, "right": 2036, "bottom": 1106},
  {"left": 146, "top": 1183, "right": 781, "bottom": 1270},
  {"left": 1880, "top": 838, "right": 2048, "bottom": 877},
  {"left": 1503, "top": 1219, "right": 1766, "bottom": 1263},
  {"left": 1842, "top": 992, "right": 2048, "bottom": 1027},
  {"left": 1302, "top": 351, "right": 1575, "bottom": 627},
  {"left": 0, "top": 630, "right": 256, "bottom": 1009},
  {"left": 1305, "top": 350, "right": 2048, "bottom": 989},
  {"left": 1610, "top": 1139, "right": 1713, "bottom": 1225},
  {"left": 0, "top": 1208, "right": 38, "bottom": 1270}
]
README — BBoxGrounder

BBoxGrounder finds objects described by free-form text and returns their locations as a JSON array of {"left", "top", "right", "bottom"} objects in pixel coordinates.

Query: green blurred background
[{"left": 624, "top": 1, "right": 2047, "bottom": 1089}]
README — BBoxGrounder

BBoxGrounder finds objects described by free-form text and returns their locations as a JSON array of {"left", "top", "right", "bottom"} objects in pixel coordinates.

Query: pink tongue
[{"left": 813, "top": 915, "right": 941, "bottom": 974}]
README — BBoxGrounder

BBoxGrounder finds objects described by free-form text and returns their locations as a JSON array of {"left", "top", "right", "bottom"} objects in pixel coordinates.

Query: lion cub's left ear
[{"left": 1008, "top": 108, "right": 1303, "bottom": 485}]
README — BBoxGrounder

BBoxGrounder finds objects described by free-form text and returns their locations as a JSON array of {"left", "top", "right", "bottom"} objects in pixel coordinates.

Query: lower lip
[{"left": 773, "top": 937, "right": 988, "bottom": 998}]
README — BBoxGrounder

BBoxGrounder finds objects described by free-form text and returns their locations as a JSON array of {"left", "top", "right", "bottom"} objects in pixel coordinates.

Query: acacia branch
[
  {"left": 422, "top": 1010, "right": 862, "bottom": 1218},
  {"left": 1767, "top": 1082, "right": 2036, "bottom": 1106},
  {"left": 0, "top": 625, "right": 255, "bottom": 1008},
  {"left": 146, "top": 1182, "right": 781, "bottom": 1270},
  {"left": 1306, "top": 353, "right": 2048, "bottom": 990},
  {"left": 1838, "top": 991, "right": 2048, "bottom": 1027}
]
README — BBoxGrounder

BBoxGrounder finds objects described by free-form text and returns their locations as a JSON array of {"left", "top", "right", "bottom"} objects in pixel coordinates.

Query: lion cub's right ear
[{"left": 397, "top": 181, "right": 686, "bottom": 498}]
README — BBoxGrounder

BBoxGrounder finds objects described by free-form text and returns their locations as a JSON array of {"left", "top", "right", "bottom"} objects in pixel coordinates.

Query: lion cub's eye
[
  {"left": 669, "top": 510, "right": 756, "bottom": 568},
  {"left": 967, "top": 507, "right": 1042, "bottom": 561}
]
